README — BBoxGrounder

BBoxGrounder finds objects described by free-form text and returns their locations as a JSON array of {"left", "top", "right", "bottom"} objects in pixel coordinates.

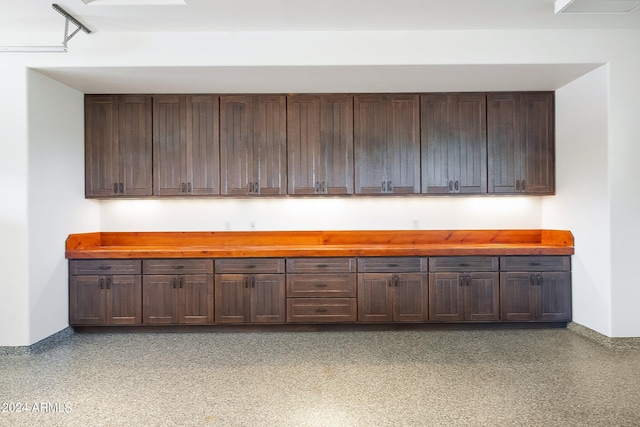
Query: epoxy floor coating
[{"left": 1, "top": 328, "right": 640, "bottom": 426}]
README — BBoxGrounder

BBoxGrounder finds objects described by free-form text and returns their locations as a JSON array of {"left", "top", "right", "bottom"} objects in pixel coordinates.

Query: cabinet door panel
[
  {"left": 287, "top": 298, "right": 357, "bottom": 323},
  {"left": 522, "top": 93, "right": 554, "bottom": 194},
  {"left": 215, "top": 274, "right": 249, "bottom": 323},
  {"left": 538, "top": 272, "right": 571, "bottom": 322},
  {"left": 321, "top": 95, "right": 354, "bottom": 195},
  {"left": 107, "top": 275, "right": 142, "bottom": 325},
  {"left": 500, "top": 272, "right": 536, "bottom": 321},
  {"left": 85, "top": 96, "right": 119, "bottom": 197},
  {"left": 393, "top": 273, "right": 428, "bottom": 322},
  {"left": 386, "top": 95, "right": 420, "bottom": 194},
  {"left": 255, "top": 96, "right": 287, "bottom": 195},
  {"left": 180, "top": 274, "right": 214, "bottom": 324},
  {"left": 70, "top": 275, "right": 105, "bottom": 325},
  {"left": 354, "top": 95, "right": 387, "bottom": 194},
  {"left": 188, "top": 95, "right": 220, "bottom": 195},
  {"left": 251, "top": 274, "right": 286, "bottom": 323},
  {"left": 220, "top": 96, "right": 253, "bottom": 195},
  {"left": 457, "top": 94, "right": 487, "bottom": 194},
  {"left": 286, "top": 274, "right": 357, "bottom": 298},
  {"left": 428, "top": 272, "right": 464, "bottom": 322},
  {"left": 153, "top": 96, "right": 187, "bottom": 196},
  {"left": 143, "top": 275, "right": 177, "bottom": 324},
  {"left": 287, "top": 95, "right": 321, "bottom": 195},
  {"left": 119, "top": 96, "right": 153, "bottom": 196},
  {"left": 357, "top": 273, "right": 393, "bottom": 322},
  {"left": 422, "top": 94, "right": 452, "bottom": 194},
  {"left": 488, "top": 94, "right": 521, "bottom": 194},
  {"left": 465, "top": 272, "right": 500, "bottom": 321}
]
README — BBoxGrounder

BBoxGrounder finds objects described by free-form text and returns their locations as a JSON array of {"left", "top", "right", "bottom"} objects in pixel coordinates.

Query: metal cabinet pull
[
  {"left": 316, "top": 308, "right": 328, "bottom": 313},
  {"left": 387, "top": 181, "right": 392, "bottom": 192},
  {"left": 181, "top": 183, "right": 186, "bottom": 193},
  {"left": 113, "top": 183, "right": 119, "bottom": 193},
  {"left": 530, "top": 275, "right": 535, "bottom": 286},
  {"left": 315, "top": 284, "right": 328, "bottom": 288},
  {"left": 522, "top": 180, "right": 526, "bottom": 191},
  {"left": 454, "top": 181, "right": 459, "bottom": 191},
  {"left": 537, "top": 275, "right": 542, "bottom": 286},
  {"left": 449, "top": 181, "right": 453, "bottom": 191},
  {"left": 516, "top": 180, "right": 520, "bottom": 191},
  {"left": 187, "top": 182, "right": 192, "bottom": 193},
  {"left": 254, "top": 182, "right": 259, "bottom": 194},
  {"left": 119, "top": 183, "right": 124, "bottom": 193},
  {"left": 99, "top": 265, "right": 111, "bottom": 270},
  {"left": 321, "top": 182, "right": 325, "bottom": 192},
  {"left": 180, "top": 277, "right": 184, "bottom": 289},
  {"left": 100, "top": 278, "right": 104, "bottom": 289},
  {"left": 459, "top": 274, "right": 464, "bottom": 286},
  {"left": 244, "top": 277, "right": 249, "bottom": 288},
  {"left": 249, "top": 182, "right": 253, "bottom": 193},
  {"left": 393, "top": 275, "right": 399, "bottom": 287},
  {"left": 106, "top": 277, "right": 111, "bottom": 290},
  {"left": 173, "top": 277, "right": 177, "bottom": 289},
  {"left": 382, "top": 181, "right": 386, "bottom": 192},
  {"left": 315, "top": 182, "right": 319, "bottom": 192},
  {"left": 251, "top": 276, "right": 256, "bottom": 288}
]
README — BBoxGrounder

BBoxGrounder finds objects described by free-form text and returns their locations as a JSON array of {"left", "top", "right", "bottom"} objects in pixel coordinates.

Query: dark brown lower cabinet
[
  {"left": 428, "top": 272, "right": 500, "bottom": 322},
  {"left": 500, "top": 272, "right": 571, "bottom": 322},
  {"left": 215, "top": 274, "right": 286, "bottom": 324},
  {"left": 70, "top": 275, "right": 142, "bottom": 325},
  {"left": 142, "top": 274, "right": 214, "bottom": 324},
  {"left": 357, "top": 273, "right": 428, "bottom": 322}
]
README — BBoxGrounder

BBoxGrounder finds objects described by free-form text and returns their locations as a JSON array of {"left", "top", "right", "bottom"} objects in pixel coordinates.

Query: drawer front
[
  {"left": 287, "top": 274, "right": 357, "bottom": 298},
  {"left": 286, "top": 258, "right": 356, "bottom": 273},
  {"left": 357, "top": 257, "right": 427, "bottom": 273},
  {"left": 429, "top": 257, "right": 498, "bottom": 272},
  {"left": 287, "top": 298, "right": 357, "bottom": 323},
  {"left": 215, "top": 258, "right": 285, "bottom": 274},
  {"left": 143, "top": 259, "right": 213, "bottom": 275},
  {"left": 70, "top": 259, "right": 141, "bottom": 275},
  {"left": 500, "top": 256, "right": 571, "bottom": 272}
]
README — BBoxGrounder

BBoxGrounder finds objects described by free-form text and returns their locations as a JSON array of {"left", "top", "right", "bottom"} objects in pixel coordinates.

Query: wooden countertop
[{"left": 65, "top": 230, "right": 574, "bottom": 259}]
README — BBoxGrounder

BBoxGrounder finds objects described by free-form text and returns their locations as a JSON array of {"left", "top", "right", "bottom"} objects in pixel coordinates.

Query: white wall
[
  {"left": 543, "top": 65, "right": 611, "bottom": 336},
  {"left": 0, "top": 65, "right": 29, "bottom": 346},
  {"left": 26, "top": 70, "right": 100, "bottom": 344},
  {"left": 3, "top": 28, "right": 640, "bottom": 343}
]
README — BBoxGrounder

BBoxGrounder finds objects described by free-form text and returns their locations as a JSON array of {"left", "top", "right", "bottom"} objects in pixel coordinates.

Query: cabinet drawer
[
  {"left": 287, "top": 298, "right": 357, "bottom": 323},
  {"left": 287, "top": 274, "right": 357, "bottom": 298},
  {"left": 143, "top": 259, "right": 213, "bottom": 275},
  {"left": 286, "top": 258, "right": 356, "bottom": 273},
  {"left": 214, "top": 258, "right": 285, "bottom": 274},
  {"left": 500, "top": 256, "right": 570, "bottom": 272},
  {"left": 429, "top": 257, "right": 498, "bottom": 272},
  {"left": 69, "top": 259, "right": 141, "bottom": 275},
  {"left": 357, "top": 257, "right": 427, "bottom": 273}
]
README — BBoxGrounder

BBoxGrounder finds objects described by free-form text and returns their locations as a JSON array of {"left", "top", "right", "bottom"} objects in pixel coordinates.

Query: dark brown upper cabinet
[
  {"left": 85, "top": 95, "right": 152, "bottom": 197},
  {"left": 153, "top": 95, "right": 220, "bottom": 196},
  {"left": 220, "top": 95, "right": 287, "bottom": 196},
  {"left": 287, "top": 95, "right": 354, "bottom": 195},
  {"left": 421, "top": 94, "right": 487, "bottom": 194},
  {"left": 354, "top": 94, "right": 420, "bottom": 195},
  {"left": 487, "top": 92, "right": 555, "bottom": 194}
]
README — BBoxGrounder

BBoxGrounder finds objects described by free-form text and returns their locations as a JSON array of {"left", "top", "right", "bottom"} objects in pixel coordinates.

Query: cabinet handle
[
  {"left": 182, "top": 183, "right": 186, "bottom": 193},
  {"left": 119, "top": 183, "right": 124, "bottom": 193},
  {"left": 173, "top": 277, "right": 177, "bottom": 289},
  {"left": 113, "top": 183, "right": 119, "bottom": 193},
  {"left": 387, "top": 181, "right": 392, "bottom": 192},
  {"left": 316, "top": 264, "right": 328, "bottom": 268},
  {"left": 516, "top": 180, "right": 520, "bottom": 191},
  {"left": 393, "top": 275, "right": 399, "bottom": 287},
  {"left": 315, "top": 182, "right": 319, "bottom": 192},
  {"left": 459, "top": 263, "right": 470, "bottom": 267},
  {"left": 179, "top": 277, "right": 184, "bottom": 289},
  {"left": 449, "top": 181, "right": 453, "bottom": 191},
  {"left": 244, "top": 277, "right": 249, "bottom": 288},
  {"left": 315, "top": 284, "right": 328, "bottom": 288},
  {"left": 106, "top": 277, "right": 111, "bottom": 290},
  {"left": 246, "top": 265, "right": 256, "bottom": 269},
  {"left": 321, "top": 181, "right": 325, "bottom": 192},
  {"left": 187, "top": 182, "right": 192, "bottom": 193},
  {"left": 459, "top": 274, "right": 464, "bottom": 286},
  {"left": 537, "top": 275, "right": 543, "bottom": 286},
  {"left": 316, "top": 308, "right": 328, "bottom": 313},
  {"left": 251, "top": 276, "right": 256, "bottom": 288},
  {"left": 100, "top": 278, "right": 104, "bottom": 290},
  {"left": 387, "top": 277, "right": 392, "bottom": 287},
  {"left": 249, "top": 182, "right": 253, "bottom": 193},
  {"left": 466, "top": 275, "right": 471, "bottom": 286},
  {"left": 382, "top": 181, "right": 386, "bottom": 192},
  {"left": 522, "top": 180, "right": 526, "bottom": 191},
  {"left": 172, "top": 265, "right": 185, "bottom": 269},
  {"left": 455, "top": 181, "right": 459, "bottom": 191},
  {"left": 254, "top": 182, "right": 259, "bottom": 194},
  {"left": 530, "top": 275, "right": 535, "bottom": 286},
  {"left": 388, "top": 263, "right": 399, "bottom": 268},
  {"left": 99, "top": 265, "right": 111, "bottom": 270}
]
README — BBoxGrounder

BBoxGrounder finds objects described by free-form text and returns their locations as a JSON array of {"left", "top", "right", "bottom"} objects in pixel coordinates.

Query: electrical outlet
[
  {"left": 249, "top": 221, "right": 256, "bottom": 231},
  {"left": 224, "top": 221, "right": 231, "bottom": 231},
  {"left": 412, "top": 219, "right": 420, "bottom": 230}
]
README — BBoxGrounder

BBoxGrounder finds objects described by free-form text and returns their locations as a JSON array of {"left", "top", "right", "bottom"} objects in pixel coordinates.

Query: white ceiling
[
  {"left": 0, "top": 1, "right": 630, "bottom": 93},
  {"left": 2, "top": 0, "right": 640, "bottom": 33}
]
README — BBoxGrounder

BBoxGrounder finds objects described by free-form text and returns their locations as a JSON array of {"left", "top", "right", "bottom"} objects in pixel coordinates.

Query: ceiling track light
[{"left": 0, "top": 4, "right": 92, "bottom": 54}]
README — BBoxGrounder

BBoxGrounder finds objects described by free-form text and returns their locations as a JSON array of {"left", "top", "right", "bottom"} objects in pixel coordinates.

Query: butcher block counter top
[{"left": 65, "top": 230, "right": 574, "bottom": 259}]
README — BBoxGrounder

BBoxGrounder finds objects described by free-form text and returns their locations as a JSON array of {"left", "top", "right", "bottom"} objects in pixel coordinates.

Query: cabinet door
[
  {"left": 500, "top": 272, "right": 536, "bottom": 321},
  {"left": 288, "top": 95, "right": 354, "bottom": 195},
  {"left": 521, "top": 93, "right": 555, "bottom": 194},
  {"left": 118, "top": 96, "right": 153, "bottom": 196},
  {"left": 153, "top": 96, "right": 188, "bottom": 196},
  {"left": 70, "top": 275, "right": 105, "bottom": 325},
  {"left": 188, "top": 95, "right": 220, "bottom": 195},
  {"left": 393, "top": 273, "right": 428, "bottom": 322},
  {"left": 85, "top": 96, "right": 120, "bottom": 197},
  {"left": 255, "top": 96, "right": 287, "bottom": 195},
  {"left": 537, "top": 272, "right": 571, "bottom": 322},
  {"left": 106, "top": 275, "right": 142, "bottom": 325},
  {"left": 354, "top": 95, "right": 387, "bottom": 194},
  {"left": 143, "top": 275, "right": 178, "bottom": 324},
  {"left": 250, "top": 274, "right": 286, "bottom": 323},
  {"left": 386, "top": 95, "right": 420, "bottom": 194},
  {"left": 421, "top": 94, "right": 452, "bottom": 194},
  {"left": 487, "top": 94, "right": 522, "bottom": 194},
  {"left": 357, "top": 273, "right": 393, "bottom": 322},
  {"left": 456, "top": 94, "right": 487, "bottom": 193},
  {"left": 215, "top": 274, "right": 249, "bottom": 323},
  {"left": 220, "top": 96, "right": 254, "bottom": 195},
  {"left": 179, "top": 274, "right": 214, "bottom": 324},
  {"left": 465, "top": 272, "right": 499, "bottom": 321},
  {"left": 428, "top": 272, "right": 464, "bottom": 322}
]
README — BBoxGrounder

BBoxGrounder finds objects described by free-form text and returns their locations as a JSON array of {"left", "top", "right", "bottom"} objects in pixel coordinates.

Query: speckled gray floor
[{"left": 1, "top": 328, "right": 640, "bottom": 427}]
